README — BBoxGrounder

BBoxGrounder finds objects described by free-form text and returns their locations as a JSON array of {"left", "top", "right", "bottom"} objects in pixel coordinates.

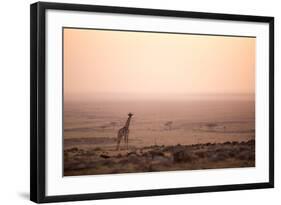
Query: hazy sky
[{"left": 64, "top": 28, "right": 255, "bottom": 98}]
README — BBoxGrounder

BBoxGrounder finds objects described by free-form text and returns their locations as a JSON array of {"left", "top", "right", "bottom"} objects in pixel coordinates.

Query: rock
[
  {"left": 231, "top": 141, "right": 239, "bottom": 145},
  {"left": 100, "top": 154, "right": 110, "bottom": 159},
  {"left": 94, "top": 147, "right": 102, "bottom": 151},
  {"left": 64, "top": 152, "right": 69, "bottom": 158},
  {"left": 68, "top": 147, "right": 79, "bottom": 152},
  {"left": 85, "top": 150, "right": 96, "bottom": 156},
  {"left": 246, "top": 139, "right": 255, "bottom": 145},
  {"left": 127, "top": 155, "right": 140, "bottom": 164},
  {"left": 173, "top": 150, "right": 193, "bottom": 163},
  {"left": 127, "top": 151, "right": 137, "bottom": 157},
  {"left": 228, "top": 151, "right": 235, "bottom": 158},
  {"left": 172, "top": 144, "right": 185, "bottom": 153},
  {"left": 153, "top": 155, "right": 170, "bottom": 163},
  {"left": 195, "top": 151, "right": 206, "bottom": 158},
  {"left": 141, "top": 152, "right": 152, "bottom": 158},
  {"left": 210, "top": 152, "right": 228, "bottom": 162},
  {"left": 149, "top": 150, "right": 165, "bottom": 159},
  {"left": 116, "top": 153, "right": 122, "bottom": 158}
]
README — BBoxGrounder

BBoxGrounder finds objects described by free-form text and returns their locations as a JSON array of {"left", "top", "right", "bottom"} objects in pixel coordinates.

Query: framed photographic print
[{"left": 30, "top": 2, "right": 274, "bottom": 203}]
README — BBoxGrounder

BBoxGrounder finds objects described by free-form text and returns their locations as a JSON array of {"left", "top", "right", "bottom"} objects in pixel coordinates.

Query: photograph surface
[{"left": 63, "top": 28, "right": 255, "bottom": 176}]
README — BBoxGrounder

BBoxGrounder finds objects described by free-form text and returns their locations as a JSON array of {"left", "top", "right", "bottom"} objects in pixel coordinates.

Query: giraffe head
[{"left": 128, "top": 113, "right": 133, "bottom": 118}]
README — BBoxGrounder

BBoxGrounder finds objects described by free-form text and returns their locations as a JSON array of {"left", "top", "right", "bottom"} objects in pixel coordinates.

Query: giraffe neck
[{"left": 124, "top": 117, "right": 131, "bottom": 129}]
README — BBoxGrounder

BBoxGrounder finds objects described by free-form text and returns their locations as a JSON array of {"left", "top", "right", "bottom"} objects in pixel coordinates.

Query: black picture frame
[{"left": 30, "top": 2, "right": 274, "bottom": 203}]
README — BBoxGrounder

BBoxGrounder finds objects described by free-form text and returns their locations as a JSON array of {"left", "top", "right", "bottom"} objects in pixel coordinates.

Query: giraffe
[{"left": 116, "top": 113, "right": 133, "bottom": 150}]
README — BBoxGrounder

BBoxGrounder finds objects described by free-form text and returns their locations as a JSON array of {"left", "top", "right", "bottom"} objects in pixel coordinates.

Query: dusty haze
[{"left": 64, "top": 28, "right": 255, "bottom": 100}]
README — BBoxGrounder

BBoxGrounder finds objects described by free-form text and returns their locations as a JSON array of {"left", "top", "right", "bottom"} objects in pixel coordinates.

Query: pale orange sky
[{"left": 64, "top": 28, "right": 255, "bottom": 98}]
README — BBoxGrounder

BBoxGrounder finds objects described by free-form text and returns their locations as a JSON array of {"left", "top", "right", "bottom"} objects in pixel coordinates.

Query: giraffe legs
[
  {"left": 116, "top": 138, "right": 121, "bottom": 151},
  {"left": 125, "top": 130, "right": 129, "bottom": 150},
  {"left": 125, "top": 134, "right": 128, "bottom": 150},
  {"left": 116, "top": 128, "right": 129, "bottom": 151},
  {"left": 116, "top": 131, "right": 123, "bottom": 151}
]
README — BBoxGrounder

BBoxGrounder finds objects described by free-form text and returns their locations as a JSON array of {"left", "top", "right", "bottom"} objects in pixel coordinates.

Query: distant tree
[
  {"left": 205, "top": 123, "right": 218, "bottom": 128},
  {"left": 99, "top": 124, "right": 108, "bottom": 131},
  {"left": 164, "top": 121, "right": 173, "bottom": 130},
  {"left": 109, "top": 121, "right": 117, "bottom": 129}
]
